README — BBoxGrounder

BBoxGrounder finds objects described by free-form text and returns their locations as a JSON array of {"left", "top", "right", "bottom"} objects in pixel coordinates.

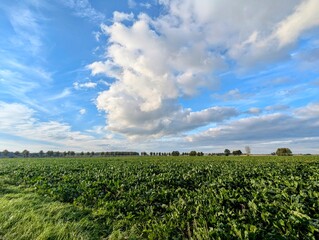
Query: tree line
[{"left": 0, "top": 147, "right": 294, "bottom": 158}]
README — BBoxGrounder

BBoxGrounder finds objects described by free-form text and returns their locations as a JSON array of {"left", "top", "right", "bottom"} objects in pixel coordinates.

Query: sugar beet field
[{"left": 0, "top": 156, "right": 319, "bottom": 239}]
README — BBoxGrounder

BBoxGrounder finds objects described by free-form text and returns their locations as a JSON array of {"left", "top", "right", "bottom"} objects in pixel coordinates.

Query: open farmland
[{"left": 1, "top": 156, "right": 319, "bottom": 239}]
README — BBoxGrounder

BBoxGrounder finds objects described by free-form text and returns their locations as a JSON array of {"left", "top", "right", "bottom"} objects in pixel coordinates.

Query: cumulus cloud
[{"left": 89, "top": 0, "right": 319, "bottom": 139}]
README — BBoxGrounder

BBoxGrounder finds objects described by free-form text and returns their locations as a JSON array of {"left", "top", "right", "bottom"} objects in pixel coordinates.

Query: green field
[{"left": 0, "top": 156, "right": 319, "bottom": 239}]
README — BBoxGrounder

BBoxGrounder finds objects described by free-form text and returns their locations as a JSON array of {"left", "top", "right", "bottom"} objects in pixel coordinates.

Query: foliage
[
  {"left": 232, "top": 150, "right": 242, "bottom": 155},
  {"left": 197, "top": 151, "right": 204, "bottom": 156},
  {"left": 22, "top": 149, "right": 29, "bottom": 157},
  {"left": 171, "top": 151, "right": 180, "bottom": 156},
  {"left": 224, "top": 149, "right": 231, "bottom": 156},
  {"left": 276, "top": 148, "right": 293, "bottom": 156},
  {"left": 1, "top": 156, "right": 319, "bottom": 239},
  {"left": 189, "top": 151, "right": 197, "bottom": 156}
]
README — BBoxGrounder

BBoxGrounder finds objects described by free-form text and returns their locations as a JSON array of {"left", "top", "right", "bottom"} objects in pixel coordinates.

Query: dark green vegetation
[
  {"left": 276, "top": 148, "right": 293, "bottom": 156},
  {"left": 1, "top": 156, "right": 319, "bottom": 239}
]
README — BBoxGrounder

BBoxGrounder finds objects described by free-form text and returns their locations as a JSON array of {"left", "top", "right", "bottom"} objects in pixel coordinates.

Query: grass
[{"left": 0, "top": 178, "right": 100, "bottom": 240}]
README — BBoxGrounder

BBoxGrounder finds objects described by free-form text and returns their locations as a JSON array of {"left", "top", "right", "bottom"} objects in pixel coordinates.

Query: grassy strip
[{"left": 0, "top": 179, "right": 100, "bottom": 240}]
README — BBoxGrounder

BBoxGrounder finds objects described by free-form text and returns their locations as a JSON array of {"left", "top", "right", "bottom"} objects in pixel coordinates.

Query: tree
[
  {"left": 3, "top": 149, "right": 9, "bottom": 157},
  {"left": 39, "top": 150, "right": 44, "bottom": 157},
  {"left": 171, "top": 151, "right": 180, "bottom": 156},
  {"left": 276, "top": 148, "right": 292, "bottom": 156},
  {"left": 47, "top": 151, "right": 54, "bottom": 157},
  {"left": 232, "top": 150, "right": 242, "bottom": 156},
  {"left": 224, "top": 149, "right": 231, "bottom": 156},
  {"left": 22, "top": 149, "right": 29, "bottom": 158},
  {"left": 189, "top": 151, "right": 197, "bottom": 156},
  {"left": 245, "top": 146, "right": 251, "bottom": 156},
  {"left": 197, "top": 152, "right": 204, "bottom": 156}
]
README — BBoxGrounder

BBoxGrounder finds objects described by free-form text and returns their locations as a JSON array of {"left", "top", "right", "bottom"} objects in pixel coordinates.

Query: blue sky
[{"left": 0, "top": 0, "right": 318, "bottom": 154}]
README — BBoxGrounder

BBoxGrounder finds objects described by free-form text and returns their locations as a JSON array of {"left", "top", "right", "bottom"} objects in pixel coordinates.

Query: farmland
[{"left": 0, "top": 156, "right": 319, "bottom": 239}]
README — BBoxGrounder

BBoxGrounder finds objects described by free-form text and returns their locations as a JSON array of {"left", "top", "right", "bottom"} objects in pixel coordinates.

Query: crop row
[{"left": 1, "top": 156, "right": 319, "bottom": 239}]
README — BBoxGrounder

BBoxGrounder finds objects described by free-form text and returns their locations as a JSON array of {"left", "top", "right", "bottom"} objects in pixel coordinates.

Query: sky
[{"left": 0, "top": 0, "right": 319, "bottom": 154}]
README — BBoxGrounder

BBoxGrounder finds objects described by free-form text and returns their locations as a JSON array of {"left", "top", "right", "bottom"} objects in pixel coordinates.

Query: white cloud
[
  {"left": 140, "top": 3, "right": 152, "bottom": 9},
  {"left": 61, "top": 0, "right": 105, "bottom": 23},
  {"left": 79, "top": 108, "right": 86, "bottom": 115},
  {"left": 186, "top": 103, "right": 319, "bottom": 149},
  {"left": 228, "top": 0, "right": 319, "bottom": 69},
  {"left": 274, "top": 0, "right": 319, "bottom": 47},
  {"left": 0, "top": 101, "right": 111, "bottom": 151},
  {"left": 89, "top": 0, "right": 319, "bottom": 140},
  {"left": 73, "top": 81, "right": 97, "bottom": 89},
  {"left": 248, "top": 108, "right": 261, "bottom": 115},
  {"left": 48, "top": 88, "right": 72, "bottom": 100},
  {"left": 113, "top": 11, "right": 134, "bottom": 22}
]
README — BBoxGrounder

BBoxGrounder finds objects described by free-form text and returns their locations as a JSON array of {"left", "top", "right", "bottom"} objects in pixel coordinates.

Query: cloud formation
[
  {"left": 61, "top": 0, "right": 105, "bottom": 23},
  {"left": 88, "top": 0, "right": 319, "bottom": 140},
  {"left": 0, "top": 101, "right": 99, "bottom": 151},
  {"left": 73, "top": 81, "right": 97, "bottom": 89},
  {"left": 187, "top": 103, "right": 319, "bottom": 145}
]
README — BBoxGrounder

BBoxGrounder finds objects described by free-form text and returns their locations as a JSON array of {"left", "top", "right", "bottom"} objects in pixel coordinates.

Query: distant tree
[
  {"left": 39, "top": 150, "right": 44, "bottom": 157},
  {"left": 3, "top": 149, "right": 9, "bottom": 157},
  {"left": 171, "top": 151, "right": 180, "bottom": 156},
  {"left": 245, "top": 146, "right": 251, "bottom": 156},
  {"left": 276, "top": 148, "right": 293, "bottom": 156},
  {"left": 189, "top": 151, "right": 197, "bottom": 156},
  {"left": 232, "top": 150, "right": 242, "bottom": 156},
  {"left": 14, "top": 151, "right": 20, "bottom": 157},
  {"left": 22, "top": 149, "right": 29, "bottom": 158},
  {"left": 197, "top": 152, "right": 204, "bottom": 156},
  {"left": 47, "top": 151, "right": 54, "bottom": 157},
  {"left": 224, "top": 149, "right": 231, "bottom": 156}
]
